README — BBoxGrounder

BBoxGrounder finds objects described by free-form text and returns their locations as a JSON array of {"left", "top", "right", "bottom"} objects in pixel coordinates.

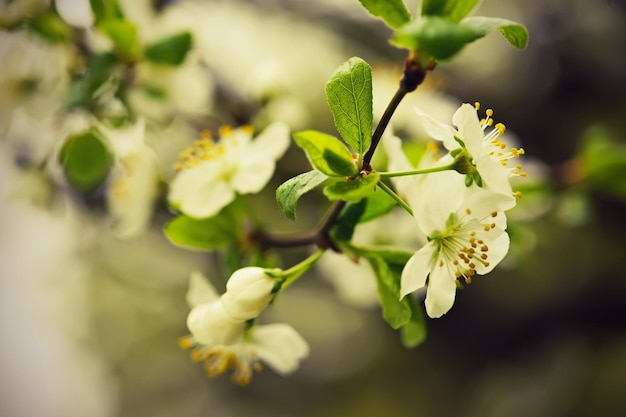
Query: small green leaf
[
  {"left": 58, "top": 129, "right": 113, "bottom": 193},
  {"left": 421, "top": 0, "right": 479, "bottom": 22},
  {"left": 366, "top": 254, "right": 411, "bottom": 329},
  {"left": 67, "top": 52, "right": 119, "bottom": 109},
  {"left": 89, "top": 0, "right": 124, "bottom": 24},
  {"left": 357, "top": 0, "right": 411, "bottom": 29},
  {"left": 276, "top": 170, "right": 328, "bottom": 221},
  {"left": 323, "top": 173, "right": 380, "bottom": 202},
  {"left": 293, "top": 130, "right": 357, "bottom": 177},
  {"left": 29, "top": 11, "right": 72, "bottom": 43},
  {"left": 461, "top": 16, "right": 529, "bottom": 50},
  {"left": 97, "top": 19, "right": 140, "bottom": 61},
  {"left": 164, "top": 206, "right": 242, "bottom": 251},
  {"left": 359, "top": 188, "right": 398, "bottom": 223},
  {"left": 391, "top": 16, "right": 479, "bottom": 60},
  {"left": 144, "top": 31, "right": 193, "bottom": 66},
  {"left": 325, "top": 57, "right": 373, "bottom": 162},
  {"left": 400, "top": 295, "right": 427, "bottom": 348}
]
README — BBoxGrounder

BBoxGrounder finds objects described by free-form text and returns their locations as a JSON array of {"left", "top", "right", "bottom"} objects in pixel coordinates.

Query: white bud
[
  {"left": 221, "top": 267, "right": 276, "bottom": 320},
  {"left": 187, "top": 300, "right": 246, "bottom": 346}
]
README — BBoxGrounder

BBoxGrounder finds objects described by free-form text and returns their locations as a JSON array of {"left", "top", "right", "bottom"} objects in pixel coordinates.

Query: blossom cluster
[{"left": 179, "top": 268, "right": 309, "bottom": 386}]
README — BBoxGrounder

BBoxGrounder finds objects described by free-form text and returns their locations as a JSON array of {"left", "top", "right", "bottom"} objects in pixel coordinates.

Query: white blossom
[
  {"left": 221, "top": 267, "right": 277, "bottom": 321},
  {"left": 414, "top": 102, "right": 526, "bottom": 209},
  {"left": 180, "top": 271, "right": 309, "bottom": 385},
  {"left": 168, "top": 122, "right": 290, "bottom": 219},
  {"left": 400, "top": 172, "right": 511, "bottom": 318}
]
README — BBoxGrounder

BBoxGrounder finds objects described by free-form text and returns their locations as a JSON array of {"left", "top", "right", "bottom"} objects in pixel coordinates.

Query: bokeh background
[{"left": 2, "top": 0, "right": 626, "bottom": 416}]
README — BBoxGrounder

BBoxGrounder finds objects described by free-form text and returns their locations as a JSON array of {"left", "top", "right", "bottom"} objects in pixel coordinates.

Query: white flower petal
[
  {"left": 414, "top": 106, "right": 458, "bottom": 150},
  {"left": 452, "top": 104, "right": 483, "bottom": 155},
  {"left": 249, "top": 323, "right": 309, "bottom": 375},
  {"left": 230, "top": 157, "right": 276, "bottom": 194},
  {"left": 400, "top": 242, "right": 437, "bottom": 299},
  {"left": 186, "top": 270, "right": 220, "bottom": 308},
  {"left": 246, "top": 122, "right": 290, "bottom": 161},
  {"left": 187, "top": 301, "right": 246, "bottom": 346},
  {"left": 168, "top": 164, "right": 235, "bottom": 218},
  {"left": 424, "top": 258, "right": 458, "bottom": 318},
  {"left": 221, "top": 267, "right": 275, "bottom": 320},
  {"left": 476, "top": 228, "right": 510, "bottom": 275},
  {"left": 475, "top": 155, "right": 515, "bottom": 204}
]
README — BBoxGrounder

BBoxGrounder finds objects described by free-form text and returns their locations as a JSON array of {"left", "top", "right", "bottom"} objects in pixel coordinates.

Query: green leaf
[
  {"left": 325, "top": 57, "right": 373, "bottom": 162},
  {"left": 144, "top": 32, "right": 193, "bottom": 66},
  {"left": 67, "top": 52, "right": 119, "bottom": 109},
  {"left": 58, "top": 129, "right": 113, "bottom": 193},
  {"left": 332, "top": 199, "right": 368, "bottom": 242},
  {"left": 164, "top": 205, "right": 242, "bottom": 251},
  {"left": 391, "top": 16, "right": 479, "bottom": 60},
  {"left": 421, "top": 0, "right": 479, "bottom": 22},
  {"left": 357, "top": 0, "right": 411, "bottom": 29},
  {"left": 400, "top": 295, "right": 427, "bottom": 348},
  {"left": 293, "top": 130, "right": 358, "bottom": 177},
  {"left": 97, "top": 19, "right": 140, "bottom": 61},
  {"left": 89, "top": 0, "right": 124, "bottom": 24},
  {"left": 365, "top": 254, "right": 411, "bottom": 329},
  {"left": 359, "top": 188, "right": 398, "bottom": 223},
  {"left": 29, "top": 11, "right": 72, "bottom": 43},
  {"left": 323, "top": 173, "right": 380, "bottom": 202},
  {"left": 461, "top": 16, "right": 529, "bottom": 50},
  {"left": 276, "top": 170, "right": 328, "bottom": 221}
]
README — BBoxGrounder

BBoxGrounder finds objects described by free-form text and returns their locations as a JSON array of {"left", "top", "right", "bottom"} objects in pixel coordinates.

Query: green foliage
[
  {"left": 325, "top": 57, "right": 373, "bottom": 164},
  {"left": 144, "top": 32, "right": 193, "bottom": 66},
  {"left": 392, "top": 15, "right": 528, "bottom": 60},
  {"left": 332, "top": 199, "right": 368, "bottom": 242},
  {"left": 58, "top": 129, "right": 113, "bottom": 193},
  {"left": 367, "top": 254, "right": 411, "bottom": 328},
  {"left": 400, "top": 295, "right": 427, "bottom": 348},
  {"left": 164, "top": 205, "right": 243, "bottom": 251},
  {"left": 359, "top": 188, "right": 398, "bottom": 223},
  {"left": 462, "top": 17, "right": 529, "bottom": 50},
  {"left": 67, "top": 52, "right": 119, "bottom": 110},
  {"left": 420, "top": 0, "right": 479, "bottom": 22},
  {"left": 89, "top": 0, "right": 124, "bottom": 24},
  {"left": 323, "top": 173, "right": 380, "bottom": 202},
  {"left": 97, "top": 19, "right": 141, "bottom": 62},
  {"left": 293, "top": 130, "right": 358, "bottom": 177},
  {"left": 29, "top": 11, "right": 72, "bottom": 43},
  {"left": 357, "top": 0, "right": 411, "bottom": 29},
  {"left": 276, "top": 170, "right": 328, "bottom": 221},
  {"left": 580, "top": 126, "right": 626, "bottom": 201}
]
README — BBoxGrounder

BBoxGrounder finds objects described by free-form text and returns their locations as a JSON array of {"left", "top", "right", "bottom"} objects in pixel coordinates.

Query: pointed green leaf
[
  {"left": 421, "top": 0, "right": 479, "bottom": 22},
  {"left": 97, "top": 19, "right": 140, "bottom": 61},
  {"left": 144, "top": 32, "right": 193, "bottom": 66},
  {"left": 461, "top": 16, "right": 529, "bottom": 50},
  {"left": 400, "top": 295, "right": 427, "bottom": 348},
  {"left": 391, "top": 16, "right": 479, "bottom": 60},
  {"left": 357, "top": 0, "right": 411, "bottom": 29},
  {"left": 359, "top": 188, "right": 398, "bottom": 223},
  {"left": 293, "top": 130, "right": 358, "bottom": 176},
  {"left": 164, "top": 206, "right": 242, "bottom": 251},
  {"left": 365, "top": 254, "right": 411, "bottom": 329},
  {"left": 323, "top": 173, "right": 380, "bottom": 202},
  {"left": 325, "top": 57, "right": 373, "bottom": 162},
  {"left": 276, "top": 170, "right": 328, "bottom": 221},
  {"left": 89, "top": 0, "right": 124, "bottom": 24},
  {"left": 58, "top": 129, "right": 113, "bottom": 193},
  {"left": 332, "top": 199, "right": 367, "bottom": 242}
]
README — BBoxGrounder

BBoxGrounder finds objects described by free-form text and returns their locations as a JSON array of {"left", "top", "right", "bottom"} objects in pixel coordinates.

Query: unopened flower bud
[{"left": 221, "top": 267, "right": 277, "bottom": 320}]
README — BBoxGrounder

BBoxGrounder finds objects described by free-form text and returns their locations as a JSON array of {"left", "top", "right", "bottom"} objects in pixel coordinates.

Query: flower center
[
  {"left": 172, "top": 125, "right": 254, "bottom": 172},
  {"left": 179, "top": 335, "right": 263, "bottom": 386},
  {"left": 434, "top": 208, "right": 499, "bottom": 285}
]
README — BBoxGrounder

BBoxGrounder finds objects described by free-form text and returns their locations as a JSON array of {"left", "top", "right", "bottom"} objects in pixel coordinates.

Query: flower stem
[
  {"left": 378, "top": 162, "right": 456, "bottom": 178},
  {"left": 377, "top": 181, "right": 413, "bottom": 216},
  {"left": 281, "top": 248, "right": 325, "bottom": 289}
]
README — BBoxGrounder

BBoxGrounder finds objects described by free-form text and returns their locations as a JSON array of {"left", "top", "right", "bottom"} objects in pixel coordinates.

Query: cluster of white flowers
[
  {"left": 386, "top": 103, "right": 526, "bottom": 318},
  {"left": 179, "top": 269, "right": 309, "bottom": 385}
]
